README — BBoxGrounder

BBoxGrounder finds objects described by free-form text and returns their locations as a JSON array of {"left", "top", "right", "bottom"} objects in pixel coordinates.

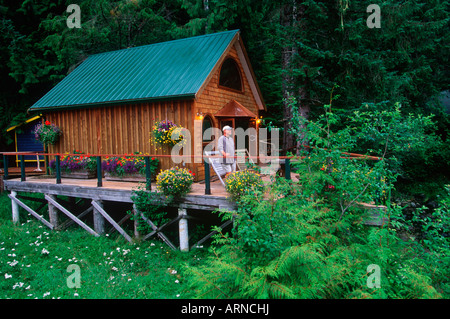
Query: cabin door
[{"left": 219, "top": 117, "right": 252, "bottom": 151}]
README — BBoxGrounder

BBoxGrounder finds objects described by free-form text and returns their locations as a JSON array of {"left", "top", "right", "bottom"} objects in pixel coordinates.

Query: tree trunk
[{"left": 280, "top": 1, "right": 309, "bottom": 155}]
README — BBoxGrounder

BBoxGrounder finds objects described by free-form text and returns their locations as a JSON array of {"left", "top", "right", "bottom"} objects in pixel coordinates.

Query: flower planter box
[
  {"left": 104, "top": 172, "right": 147, "bottom": 182},
  {"left": 61, "top": 170, "right": 96, "bottom": 179},
  {"left": 358, "top": 202, "right": 389, "bottom": 227}
]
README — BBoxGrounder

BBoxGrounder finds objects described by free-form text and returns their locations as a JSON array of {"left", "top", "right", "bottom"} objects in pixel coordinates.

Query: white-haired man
[{"left": 217, "top": 125, "right": 236, "bottom": 174}]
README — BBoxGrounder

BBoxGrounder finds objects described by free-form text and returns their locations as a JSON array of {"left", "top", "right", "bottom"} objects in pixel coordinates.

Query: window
[
  {"left": 202, "top": 115, "right": 214, "bottom": 142},
  {"left": 219, "top": 58, "right": 242, "bottom": 91}
]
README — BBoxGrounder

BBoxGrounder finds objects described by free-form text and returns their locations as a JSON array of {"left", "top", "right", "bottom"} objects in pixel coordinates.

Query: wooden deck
[
  {"left": 3, "top": 175, "right": 236, "bottom": 210},
  {"left": 2, "top": 172, "right": 277, "bottom": 250}
]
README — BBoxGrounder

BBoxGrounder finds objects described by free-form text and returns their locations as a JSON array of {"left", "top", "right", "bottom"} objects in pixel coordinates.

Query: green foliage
[
  {"left": 185, "top": 103, "right": 448, "bottom": 299},
  {"left": 130, "top": 187, "right": 168, "bottom": 232}
]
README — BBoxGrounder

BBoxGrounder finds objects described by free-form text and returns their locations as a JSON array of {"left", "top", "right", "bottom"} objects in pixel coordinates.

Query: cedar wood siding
[{"left": 45, "top": 100, "right": 194, "bottom": 177}]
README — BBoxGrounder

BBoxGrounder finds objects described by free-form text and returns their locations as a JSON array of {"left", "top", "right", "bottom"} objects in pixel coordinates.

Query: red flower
[
  {"left": 45, "top": 120, "right": 51, "bottom": 125},
  {"left": 151, "top": 157, "right": 155, "bottom": 160}
]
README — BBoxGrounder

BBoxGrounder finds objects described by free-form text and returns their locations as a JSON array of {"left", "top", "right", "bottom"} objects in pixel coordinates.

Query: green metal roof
[{"left": 29, "top": 30, "right": 239, "bottom": 111}]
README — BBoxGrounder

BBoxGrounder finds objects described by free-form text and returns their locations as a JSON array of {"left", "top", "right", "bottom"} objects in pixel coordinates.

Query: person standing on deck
[{"left": 218, "top": 126, "right": 236, "bottom": 174}]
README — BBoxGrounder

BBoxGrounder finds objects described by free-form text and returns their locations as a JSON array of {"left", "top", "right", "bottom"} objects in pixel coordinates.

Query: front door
[{"left": 219, "top": 117, "right": 253, "bottom": 151}]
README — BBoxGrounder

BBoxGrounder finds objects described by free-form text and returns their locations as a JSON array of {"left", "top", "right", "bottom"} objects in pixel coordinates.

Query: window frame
[{"left": 218, "top": 57, "right": 244, "bottom": 93}]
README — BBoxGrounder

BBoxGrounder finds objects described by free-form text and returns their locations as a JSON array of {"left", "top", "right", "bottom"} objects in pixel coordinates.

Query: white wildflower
[{"left": 8, "top": 260, "right": 18, "bottom": 267}]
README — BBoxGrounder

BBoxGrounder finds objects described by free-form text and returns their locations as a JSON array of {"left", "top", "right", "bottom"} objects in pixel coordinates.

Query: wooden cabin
[{"left": 28, "top": 30, "right": 265, "bottom": 181}]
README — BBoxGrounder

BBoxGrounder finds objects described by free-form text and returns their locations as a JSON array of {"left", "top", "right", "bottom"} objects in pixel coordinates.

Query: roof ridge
[{"left": 90, "top": 29, "right": 240, "bottom": 58}]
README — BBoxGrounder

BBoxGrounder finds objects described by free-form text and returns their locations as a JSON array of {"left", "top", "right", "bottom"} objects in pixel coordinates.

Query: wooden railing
[{"left": 1, "top": 151, "right": 381, "bottom": 195}]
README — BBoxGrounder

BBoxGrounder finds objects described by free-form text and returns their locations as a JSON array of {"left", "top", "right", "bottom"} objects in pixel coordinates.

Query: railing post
[
  {"left": 145, "top": 156, "right": 151, "bottom": 191},
  {"left": 204, "top": 157, "right": 211, "bottom": 195},
  {"left": 3, "top": 155, "right": 9, "bottom": 180},
  {"left": 285, "top": 158, "right": 291, "bottom": 180},
  {"left": 44, "top": 144, "right": 50, "bottom": 175},
  {"left": 20, "top": 155, "right": 26, "bottom": 182},
  {"left": 96, "top": 156, "right": 102, "bottom": 187},
  {"left": 55, "top": 155, "right": 61, "bottom": 184}
]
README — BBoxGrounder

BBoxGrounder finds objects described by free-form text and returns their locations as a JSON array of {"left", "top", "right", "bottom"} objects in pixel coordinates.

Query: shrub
[
  {"left": 33, "top": 121, "right": 62, "bottom": 145},
  {"left": 224, "top": 169, "right": 264, "bottom": 201},
  {"left": 185, "top": 100, "right": 447, "bottom": 299},
  {"left": 102, "top": 153, "right": 159, "bottom": 176},
  {"left": 156, "top": 167, "right": 194, "bottom": 199}
]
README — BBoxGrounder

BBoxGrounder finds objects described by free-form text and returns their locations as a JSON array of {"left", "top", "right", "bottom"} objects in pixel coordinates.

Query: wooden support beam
[
  {"left": 92, "top": 200, "right": 132, "bottom": 243},
  {"left": 47, "top": 194, "right": 59, "bottom": 228},
  {"left": 191, "top": 219, "right": 233, "bottom": 250},
  {"left": 9, "top": 193, "right": 53, "bottom": 229},
  {"left": 107, "top": 214, "right": 131, "bottom": 235},
  {"left": 93, "top": 200, "right": 105, "bottom": 235},
  {"left": 57, "top": 206, "right": 93, "bottom": 231},
  {"left": 133, "top": 204, "right": 140, "bottom": 239},
  {"left": 45, "top": 194, "right": 98, "bottom": 236},
  {"left": 138, "top": 211, "right": 176, "bottom": 250}
]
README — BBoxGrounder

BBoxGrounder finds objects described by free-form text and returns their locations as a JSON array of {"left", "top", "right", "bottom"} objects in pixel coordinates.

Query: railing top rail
[{"left": 0, "top": 151, "right": 382, "bottom": 161}]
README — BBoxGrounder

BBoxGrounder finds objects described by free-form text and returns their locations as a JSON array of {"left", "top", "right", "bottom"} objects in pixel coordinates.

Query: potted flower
[
  {"left": 224, "top": 169, "right": 264, "bottom": 201},
  {"left": 34, "top": 120, "right": 62, "bottom": 145},
  {"left": 150, "top": 120, "right": 186, "bottom": 149},
  {"left": 49, "top": 150, "right": 97, "bottom": 179},
  {"left": 102, "top": 153, "right": 159, "bottom": 182},
  {"left": 156, "top": 166, "right": 195, "bottom": 200}
]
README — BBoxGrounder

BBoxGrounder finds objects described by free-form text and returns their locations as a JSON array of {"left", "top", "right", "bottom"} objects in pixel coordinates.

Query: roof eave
[{"left": 28, "top": 94, "right": 197, "bottom": 113}]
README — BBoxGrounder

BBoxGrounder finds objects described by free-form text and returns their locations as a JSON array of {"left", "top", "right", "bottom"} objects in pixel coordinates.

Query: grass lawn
[{"left": 0, "top": 192, "right": 207, "bottom": 299}]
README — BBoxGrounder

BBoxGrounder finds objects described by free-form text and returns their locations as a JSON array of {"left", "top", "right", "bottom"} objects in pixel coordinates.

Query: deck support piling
[
  {"left": 11, "top": 191, "right": 19, "bottom": 225},
  {"left": 93, "top": 200, "right": 105, "bottom": 235},
  {"left": 178, "top": 208, "right": 189, "bottom": 252},
  {"left": 48, "top": 194, "right": 59, "bottom": 228},
  {"left": 133, "top": 204, "right": 140, "bottom": 239},
  {"left": 92, "top": 200, "right": 132, "bottom": 243}
]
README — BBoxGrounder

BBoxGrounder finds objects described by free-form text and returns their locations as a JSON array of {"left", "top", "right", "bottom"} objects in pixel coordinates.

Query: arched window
[
  {"left": 219, "top": 58, "right": 242, "bottom": 92},
  {"left": 202, "top": 115, "right": 214, "bottom": 142}
]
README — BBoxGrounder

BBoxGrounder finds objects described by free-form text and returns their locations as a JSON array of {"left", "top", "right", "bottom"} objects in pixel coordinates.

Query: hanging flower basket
[
  {"left": 150, "top": 120, "right": 186, "bottom": 148},
  {"left": 34, "top": 121, "right": 62, "bottom": 145}
]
